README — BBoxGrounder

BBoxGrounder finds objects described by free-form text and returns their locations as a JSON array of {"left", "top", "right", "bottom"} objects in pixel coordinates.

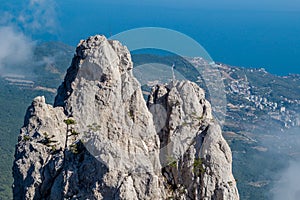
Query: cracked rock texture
[
  {"left": 148, "top": 81, "right": 239, "bottom": 199},
  {"left": 13, "top": 35, "right": 239, "bottom": 200}
]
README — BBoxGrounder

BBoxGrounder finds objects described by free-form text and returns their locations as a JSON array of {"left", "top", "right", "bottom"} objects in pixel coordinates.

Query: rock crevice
[{"left": 13, "top": 35, "right": 239, "bottom": 200}]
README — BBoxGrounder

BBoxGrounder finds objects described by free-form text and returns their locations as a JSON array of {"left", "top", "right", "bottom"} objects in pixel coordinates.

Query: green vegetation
[
  {"left": 168, "top": 160, "right": 177, "bottom": 168},
  {"left": 38, "top": 133, "right": 58, "bottom": 153},
  {"left": 50, "top": 145, "right": 58, "bottom": 154},
  {"left": 193, "top": 158, "right": 205, "bottom": 176},
  {"left": 0, "top": 78, "right": 56, "bottom": 199},
  {"left": 23, "top": 135, "right": 31, "bottom": 141},
  {"left": 230, "top": 139, "right": 288, "bottom": 200},
  {"left": 71, "top": 130, "right": 79, "bottom": 136},
  {"left": 63, "top": 118, "right": 81, "bottom": 155},
  {"left": 32, "top": 42, "right": 74, "bottom": 88},
  {"left": 86, "top": 123, "right": 101, "bottom": 132},
  {"left": 64, "top": 118, "right": 76, "bottom": 126},
  {"left": 182, "top": 121, "right": 189, "bottom": 127},
  {"left": 64, "top": 118, "right": 74, "bottom": 148},
  {"left": 166, "top": 156, "right": 177, "bottom": 168},
  {"left": 128, "top": 110, "right": 134, "bottom": 120},
  {"left": 69, "top": 143, "right": 79, "bottom": 154},
  {"left": 0, "top": 42, "right": 73, "bottom": 199},
  {"left": 0, "top": 44, "right": 298, "bottom": 200}
]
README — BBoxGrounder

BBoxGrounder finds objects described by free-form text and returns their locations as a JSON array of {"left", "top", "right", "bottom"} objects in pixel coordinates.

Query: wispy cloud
[
  {"left": 246, "top": 116, "right": 300, "bottom": 199},
  {"left": 0, "top": 0, "right": 59, "bottom": 72},
  {"left": 0, "top": 26, "right": 35, "bottom": 71},
  {"left": 17, "top": 0, "right": 58, "bottom": 34},
  {"left": 272, "top": 160, "right": 300, "bottom": 200},
  {"left": 258, "top": 125, "right": 300, "bottom": 200},
  {"left": 0, "top": 12, "right": 14, "bottom": 25}
]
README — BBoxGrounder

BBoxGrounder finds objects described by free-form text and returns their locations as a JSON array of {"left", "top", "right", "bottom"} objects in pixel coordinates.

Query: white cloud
[
  {"left": 272, "top": 161, "right": 300, "bottom": 200},
  {"left": 0, "top": 12, "right": 13, "bottom": 25},
  {"left": 0, "top": 26, "right": 35, "bottom": 70},
  {"left": 18, "top": 0, "right": 58, "bottom": 34},
  {"left": 0, "top": 0, "right": 59, "bottom": 72},
  {"left": 262, "top": 126, "right": 300, "bottom": 200}
]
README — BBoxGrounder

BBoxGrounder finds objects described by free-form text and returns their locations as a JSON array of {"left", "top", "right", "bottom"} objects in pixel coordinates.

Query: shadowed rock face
[
  {"left": 148, "top": 81, "right": 239, "bottom": 199},
  {"left": 13, "top": 35, "right": 239, "bottom": 200}
]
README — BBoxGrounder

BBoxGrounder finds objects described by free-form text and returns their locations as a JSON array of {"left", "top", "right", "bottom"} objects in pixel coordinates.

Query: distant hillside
[
  {"left": 132, "top": 53, "right": 300, "bottom": 200},
  {"left": 0, "top": 42, "right": 299, "bottom": 200},
  {"left": 0, "top": 42, "right": 74, "bottom": 199}
]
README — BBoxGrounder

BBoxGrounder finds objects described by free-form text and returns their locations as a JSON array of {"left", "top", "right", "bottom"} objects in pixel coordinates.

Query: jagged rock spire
[{"left": 13, "top": 35, "right": 239, "bottom": 200}]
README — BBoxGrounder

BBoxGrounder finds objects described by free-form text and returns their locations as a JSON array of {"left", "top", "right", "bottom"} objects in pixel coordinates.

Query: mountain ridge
[
  {"left": 0, "top": 40, "right": 298, "bottom": 199},
  {"left": 12, "top": 35, "right": 239, "bottom": 199}
]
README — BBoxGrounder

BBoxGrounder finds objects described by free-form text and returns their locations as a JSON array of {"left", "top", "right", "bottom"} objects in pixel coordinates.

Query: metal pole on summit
[{"left": 172, "top": 63, "right": 175, "bottom": 82}]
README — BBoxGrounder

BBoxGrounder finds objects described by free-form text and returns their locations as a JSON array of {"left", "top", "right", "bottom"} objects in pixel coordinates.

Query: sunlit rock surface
[{"left": 13, "top": 35, "right": 239, "bottom": 200}]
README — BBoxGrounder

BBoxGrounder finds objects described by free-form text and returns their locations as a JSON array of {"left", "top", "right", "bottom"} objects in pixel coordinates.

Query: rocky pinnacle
[{"left": 13, "top": 35, "right": 239, "bottom": 200}]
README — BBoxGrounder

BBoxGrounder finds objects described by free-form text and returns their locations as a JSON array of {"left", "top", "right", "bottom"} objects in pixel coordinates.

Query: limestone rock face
[
  {"left": 13, "top": 35, "right": 164, "bottom": 200},
  {"left": 13, "top": 35, "right": 239, "bottom": 200},
  {"left": 148, "top": 81, "right": 239, "bottom": 200}
]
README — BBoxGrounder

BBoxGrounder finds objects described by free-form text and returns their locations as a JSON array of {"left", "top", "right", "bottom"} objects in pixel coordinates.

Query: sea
[{"left": 31, "top": 3, "right": 300, "bottom": 75}]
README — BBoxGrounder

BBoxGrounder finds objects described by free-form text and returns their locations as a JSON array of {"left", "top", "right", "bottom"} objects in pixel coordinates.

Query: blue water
[
  {"left": 2, "top": 1, "right": 299, "bottom": 75},
  {"left": 55, "top": 3, "right": 300, "bottom": 75}
]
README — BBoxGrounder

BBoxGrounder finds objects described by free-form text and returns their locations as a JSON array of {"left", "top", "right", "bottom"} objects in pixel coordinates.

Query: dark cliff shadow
[
  {"left": 54, "top": 54, "right": 80, "bottom": 111},
  {"left": 24, "top": 141, "right": 119, "bottom": 200}
]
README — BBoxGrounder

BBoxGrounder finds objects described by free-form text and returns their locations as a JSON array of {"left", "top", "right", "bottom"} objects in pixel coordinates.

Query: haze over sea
[{"left": 1, "top": 0, "right": 300, "bottom": 75}]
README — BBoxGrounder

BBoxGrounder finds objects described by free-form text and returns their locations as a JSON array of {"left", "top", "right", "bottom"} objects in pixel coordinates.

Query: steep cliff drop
[{"left": 13, "top": 35, "right": 239, "bottom": 200}]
